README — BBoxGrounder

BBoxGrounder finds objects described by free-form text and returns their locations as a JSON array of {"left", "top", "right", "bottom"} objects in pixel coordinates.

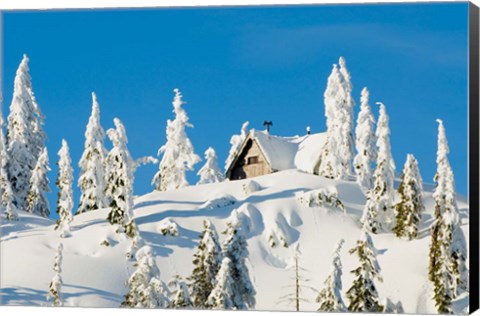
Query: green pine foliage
[
  {"left": 346, "top": 231, "right": 383, "bottom": 313},
  {"left": 189, "top": 220, "right": 221, "bottom": 308},
  {"left": 394, "top": 154, "right": 424, "bottom": 240}
]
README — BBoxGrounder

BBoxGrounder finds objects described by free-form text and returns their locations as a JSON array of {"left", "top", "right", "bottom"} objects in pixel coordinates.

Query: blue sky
[{"left": 1, "top": 3, "right": 470, "bottom": 217}]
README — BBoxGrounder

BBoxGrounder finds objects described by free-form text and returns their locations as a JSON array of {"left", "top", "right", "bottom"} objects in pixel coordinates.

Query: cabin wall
[{"left": 229, "top": 139, "right": 272, "bottom": 180}]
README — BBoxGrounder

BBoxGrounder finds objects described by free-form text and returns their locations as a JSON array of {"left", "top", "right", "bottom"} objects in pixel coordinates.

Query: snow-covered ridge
[{"left": 0, "top": 170, "right": 469, "bottom": 313}]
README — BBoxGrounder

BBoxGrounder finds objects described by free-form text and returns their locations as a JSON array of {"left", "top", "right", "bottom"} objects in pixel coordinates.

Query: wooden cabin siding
[{"left": 228, "top": 139, "right": 272, "bottom": 180}]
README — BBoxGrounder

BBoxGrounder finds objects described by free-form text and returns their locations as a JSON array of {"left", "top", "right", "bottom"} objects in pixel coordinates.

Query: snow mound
[
  {"left": 229, "top": 203, "right": 264, "bottom": 236},
  {"left": 242, "top": 180, "right": 263, "bottom": 196},
  {"left": 202, "top": 194, "right": 237, "bottom": 210},
  {"left": 265, "top": 213, "right": 299, "bottom": 248}
]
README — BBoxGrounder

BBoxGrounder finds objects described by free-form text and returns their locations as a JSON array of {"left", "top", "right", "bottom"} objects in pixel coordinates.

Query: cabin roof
[{"left": 225, "top": 129, "right": 327, "bottom": 176}]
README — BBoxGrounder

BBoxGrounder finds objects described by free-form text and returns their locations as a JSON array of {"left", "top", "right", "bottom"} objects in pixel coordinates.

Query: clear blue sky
[{"left": 1, "top": 3, "right": 470, "bottom": 218}]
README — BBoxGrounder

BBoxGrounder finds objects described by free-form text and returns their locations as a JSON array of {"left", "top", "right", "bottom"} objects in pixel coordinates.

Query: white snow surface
[{"left": 0, "top": 170, "right": 470, "bottom": 313}]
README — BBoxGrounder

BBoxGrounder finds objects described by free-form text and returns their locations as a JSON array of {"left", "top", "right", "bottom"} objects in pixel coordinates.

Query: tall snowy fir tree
[
  {"left": 207, "top": 257, "right": 236, "bottom": 310},
  {"left": 221, "top": 215, "right": 256, "bottom": 310},
  {"left": 168, "top": 275, "right": 193, "bottom": 308},
  {"left": 225, "top": 121, "right": 249, "bottom": 171},
  {"left": 197, "top": 147, "right": 224, "bottom": 185},
  {"left": 337, "top": 56, "right": 355, "bottom": 174},
  {"left": 189, "top": 220, "right": 222, "bottom": 308},
  {"left": 6, "top": 54, "right": 46, "bottom": 209},
  {"left": 78, "top": 92, "right": 107, "bottom": 214},
  {"left": 55, "top": 140, "right": 74, "bottom": 238},
  {"left": 47, "top": 243, "right": 64, "bottom": 307},
  {"left": 0, "top": 101, "right": 17, "bottom": 221},
  {"left": 122, "top": 246, "right": 168, "bottom": 308},
  {"left": 318, "top": 57, "right": 355, "bottom": 180},
  {"left": 152, "top": 89, "right": 200, "bottom": 192},
  {"left": 316, "top": 239, "right": 346, "bottom": 312},
  {"left": 394, "top": 154, "right": 424, "bottom": 240},
  {"left": 26, "top": 147, "right": 50, "bottom": 217},
  {"left": 361, "top": 102, "right": 396, "bottom": 234},
  {"left": 353, "top": 87, "right": 376, "bottom": 191},
  {"left": 346, "top": 230, "right": 383, "bottom": 312},
  {"left": 429, "top": 119, "right": 468, "bottom": 314},
  {"left": 105, "top": 118, "right": 137, "bottom": 238}
]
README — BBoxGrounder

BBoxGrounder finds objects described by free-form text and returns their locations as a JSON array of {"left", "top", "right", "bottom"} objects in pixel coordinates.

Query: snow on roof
[
  {"left": 294, "top": 132, "right": 327, "bottom": 174},
  {"left": 238, "top": 129, "right": 327, "bottom": 173},
  {"left": 252, "top": 130, "right": 300, "bottom": 171}
]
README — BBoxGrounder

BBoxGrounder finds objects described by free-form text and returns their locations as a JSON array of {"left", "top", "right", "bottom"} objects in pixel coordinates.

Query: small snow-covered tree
[
  {"left": 346, "top": 230, "right": 383, "bottom": 313},
  {"left": 78, "top": 92, "right": 107, "bottom": 214},
  {"left": 197, "top": 147, "right": 224, "bottom": 185},
  {"left": 152, "top": 89, "right": 200, "bottom": 192},
  {"left": 26, "top": 148, "right": 50, "bottom": 217},
  {"left": 168, "top": 275, "right": 193, "bottom": 308},
  {"left": 225, "top": 121, "right": 249, "bottom": 171},
  {"left": 207, "top": 257, "right": 236, "bottom": 309},
  {"left": 189, "top": 219, "right": 222, "bottom": 308},
  {"left": 353, "top": 87, "right": 376, "bottom": 191},
  {"left": 105, "top": 118, "right": 136, "bottom": 236},
  {"left": 47, "top": 243, "right": 64, "bottom": 307},
  {"left": 6, "top": 55, "right": 45, "bottom": 208},
  {"left": 122, "top": 245, "right": 168, "bottom": 308},
  {"left": 361, "top": 102, "right": 396, "bottom": 234},
  {"left": 429, "top": 119, "right": 468, "bottom": 314},
  {"left": 55, "top": 140, "right": 74, "bottom": 237},
  {"left": 221, "top": 215, "right": 256, "bottom": 310},
  {"left": 318, "top": 57, "right": 355, "bottom": 180},
  {"left": 316, "top": 239, "right": 346, "bottom": 312},
  {"left": 394, "top": 154, "right": 424, "bottom": 240}
]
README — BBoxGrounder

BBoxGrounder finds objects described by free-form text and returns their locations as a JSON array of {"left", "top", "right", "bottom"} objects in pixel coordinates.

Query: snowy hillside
[{"left": 0, "top": 170, "right": 469, "bottom": 313}]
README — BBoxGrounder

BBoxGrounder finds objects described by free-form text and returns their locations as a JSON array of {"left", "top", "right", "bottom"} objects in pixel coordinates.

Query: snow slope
[{"left": 0, "top": 170, "right": 470, "bottom": 313}]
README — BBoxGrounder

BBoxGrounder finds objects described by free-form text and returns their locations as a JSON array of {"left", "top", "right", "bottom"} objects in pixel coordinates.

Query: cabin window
[{"left": 247, "top": 156, "right": 259, "bottom": 164}]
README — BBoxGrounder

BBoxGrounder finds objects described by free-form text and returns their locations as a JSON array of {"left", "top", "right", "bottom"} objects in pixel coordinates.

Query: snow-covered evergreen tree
[
  {"left": 105, "top": 118, "right": 136, "bottom": 236},
  {"left": 353, "top": 87, "right": 376, "bottom": 191},
  {"left": 0, "top": 101, "right": 8, "bottom": 201},
  {"left": 316, "top": 239, "right": 346, "bottom": 312},
  {"left": 189, "top": 219, "right": 222, "bottom": 308},
  {"left": 152, "top": 89, "right": 200, "bottom": 191},
  {"left": 429, "top": 119, "right": 468, "bottom": 314},
  {"left": 225, "top": 121, "right": 249, "bottom": 171},
  {"left": 6, "top": 55, "right": 46, "bottom": 208},
  {"left": 361, "top": 102, "right": 396, "bottom": 234},
  {"left": 121, "top": 245, "right": 168, "bottom": 308},
  {"left": 207, "top": 257, "right": 236, "bottom": 310},
  {"left": 55, "top": 140, "right": 74, "bottom": 238},
  {"left": 197, "top": 147, "right": 224, "bottom": 185},
  {"left": 346, "top": 230, "right": 383, "bottom": 312},
  {"left": 47, "top": 243, "right": 64, "bottom": 307},
  {"left": 318, "top": 57, "right": 355, "bottom": 180},
  {"left": 221, "top": 216, "right": 256, "bottom": 310},
  {"left": 78, "top": 92, "right": 107, "bottom": 214},
  {"left": 0, "top": 102, "right": 17, "bottom": 221},
  {"left": 338, "top": 56, "right": 355, "bottom": 174},
  {"left": 394, "top": 154, "right": 424, "bottom": 240},
  {"left": 168, "top": 275, "right": 193, "bottom": 308},
  {"left": 26, "top": 147, "right": 50, "bottom": 217}
]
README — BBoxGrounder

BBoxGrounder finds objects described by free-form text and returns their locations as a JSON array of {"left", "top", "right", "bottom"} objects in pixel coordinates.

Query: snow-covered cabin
[{"left": 225, "top": 129, "right": 327, "bottom": 180}]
